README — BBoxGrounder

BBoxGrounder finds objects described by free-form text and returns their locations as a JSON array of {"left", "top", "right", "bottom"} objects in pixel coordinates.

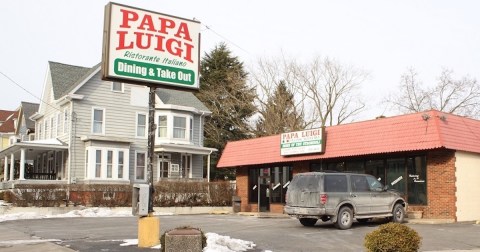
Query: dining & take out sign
[{"left": 102, "top": 2, "right": 200, "bottom": 89}]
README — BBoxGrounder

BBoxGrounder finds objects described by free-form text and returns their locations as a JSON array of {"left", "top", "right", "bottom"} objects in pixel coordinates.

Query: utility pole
[{"left": 147, "top": 85, "right": 156, "bottom": 213}]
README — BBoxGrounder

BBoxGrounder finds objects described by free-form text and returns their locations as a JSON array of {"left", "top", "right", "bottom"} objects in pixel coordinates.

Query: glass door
[{"left": 258, "top": 168, "right": 271, "bottom": 212}]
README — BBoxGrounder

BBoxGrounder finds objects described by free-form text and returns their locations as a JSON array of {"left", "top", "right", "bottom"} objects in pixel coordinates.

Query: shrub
[
  {"left": 364, "top": 222, "right": 421, "bottom": 252},
  {"left": 160, "top": 226, "right": 206, "bottom": 252}
]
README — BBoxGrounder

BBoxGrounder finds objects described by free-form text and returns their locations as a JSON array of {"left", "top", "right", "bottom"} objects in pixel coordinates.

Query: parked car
[{"left": 284, "top": 172, "right": 406, "bottom": 229}]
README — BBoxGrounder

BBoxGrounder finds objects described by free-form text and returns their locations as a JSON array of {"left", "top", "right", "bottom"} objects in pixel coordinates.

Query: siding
[
  {"left": 38, "top": 68, "right": 207, "bottom": 183},
  {"left": 72, "top": 71, "right": 148, "bottom": 182},
  {"left": 455, "top": 151, "right": 480, "bottom": 221}
]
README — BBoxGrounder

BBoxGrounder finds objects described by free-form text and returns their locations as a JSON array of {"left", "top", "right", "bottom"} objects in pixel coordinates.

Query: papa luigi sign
[
  {"left": 102, "top": 2, "right": 201, "bottom": 89},
  {"left": 281, "top": 128, "right": 325, "bottom": 156}
]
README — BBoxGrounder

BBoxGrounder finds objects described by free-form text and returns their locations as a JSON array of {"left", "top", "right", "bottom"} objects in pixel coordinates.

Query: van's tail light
[{"left": 320, "top": 194, "right": 328, "bottom": 205}]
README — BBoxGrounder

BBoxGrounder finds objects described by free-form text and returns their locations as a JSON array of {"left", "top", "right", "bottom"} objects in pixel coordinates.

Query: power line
[
  {"left": 202, "top": 24, "right": 251, "bottom": 56},
  {"left": 0, "top": 70, "right": 60, "bottom": 113}
]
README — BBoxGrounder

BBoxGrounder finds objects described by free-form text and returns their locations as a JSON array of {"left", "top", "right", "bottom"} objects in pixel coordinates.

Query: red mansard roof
[{"left": 217, "top": 110, "right": 480, "bottom": 168}]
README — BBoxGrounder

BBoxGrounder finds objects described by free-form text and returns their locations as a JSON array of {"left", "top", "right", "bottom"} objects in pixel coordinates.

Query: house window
[
  {"left": 190, "top": 118, "right": 193, "bottom": 142},
  {"left": 118, "top": 151, "right": 124, "bottom": 179},
  {"left": 136, "top": 152, "right": 146, "bottom": 180},
  {"left": 63, "top": 109, "right": 68, "bottom": 134},
  {"left": 85, "top": 150, "right": 89, "bottom": 178},
  {"left": 56, "top": 113, "right": 61, "bottom": 136},
  {"left": 136, "top": 113, "right": 147, "bottom": 137},
  {"left": 158, "top": 116, "right": 167, "bottom": 137},
  {"left": 45, "top": 119, "right": 49, "bottom": 139},
  {"left": 158, "top": 154, "right": 171, "bottom": 179},
  {"left": 112, "top": 82, "right": 123, "bottom": 92},
  {"left": 107, "top": 150, "right": 113, "bottom": 178},
  {"left": 51, "top": 117, "right": 55, "bottom": 138},
  {"left": 95, "top": 150, "right": 102, "bottom": 178},
  {"left": 92, "top": 108, "right": 105, "bottom": 134},
  {"left": 38, "top": 122, "right": 42, "bottom": 140},
  {"left": 85, "top": 147, "right": 129, "bottom": 180},
  {"left": 181, "top": 154, "right": 192, "bottom": 178},
  {"left": 173, "top": 116, "right": 186, "bottom": 139}
]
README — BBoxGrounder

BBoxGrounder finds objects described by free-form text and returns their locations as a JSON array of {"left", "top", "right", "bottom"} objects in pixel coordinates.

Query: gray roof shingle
[
  {"left": 49, "top": 61, "right": 92, "bottom": 99},
  {"left": 21, "top": 101, "right": 39, "bottom": 130},
  {"left": 156, "top": 89, "right": 210, "bottom": 113}
]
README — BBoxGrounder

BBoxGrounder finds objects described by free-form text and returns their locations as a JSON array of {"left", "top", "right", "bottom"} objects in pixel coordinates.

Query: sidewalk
[{"left": 0, "top": 225, "right": 74, "bottom": 252}]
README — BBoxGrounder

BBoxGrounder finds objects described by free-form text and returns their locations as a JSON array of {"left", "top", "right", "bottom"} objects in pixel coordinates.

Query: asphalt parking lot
[{"left": 1, "top": 214, "right": 480, "bottom": 251}]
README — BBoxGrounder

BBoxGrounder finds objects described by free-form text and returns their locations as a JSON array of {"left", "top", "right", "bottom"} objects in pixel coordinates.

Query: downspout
[
  {"left": 68, "top": 101, "right": 74, "bottom": 185},
  {"left": 207, "top": 150, "right": 212, "bottom": 183}
]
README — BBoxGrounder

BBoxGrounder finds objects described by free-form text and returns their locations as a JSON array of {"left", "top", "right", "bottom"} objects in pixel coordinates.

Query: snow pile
[
  {"left": 53, "top": 208, "right": 131, "bottom": 218},
  {"left": 204, "top": 232, "right": 256, "bottom": 252},
  {"left": 0, "top": 207, "right": 176, "bottom": 223},
  {"left": 119, "top": 233, "right": 256, "bottom": 252},
  {"left": 0, "top": 200, "right": 9, "bottom": 206}
]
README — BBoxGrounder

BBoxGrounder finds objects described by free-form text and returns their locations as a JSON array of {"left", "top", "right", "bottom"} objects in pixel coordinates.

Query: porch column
[
  {"left": 19, "top": 148, "right": 25, "bottom": 180},
  {"left": 9, "top": 153, "right": 14, "bottom": 181},
  {"left": 207, "top": 152, "right": 211, "bottom": 183},
  {"left": 3, "top": 156, "right": 8, "bottom": 181}
]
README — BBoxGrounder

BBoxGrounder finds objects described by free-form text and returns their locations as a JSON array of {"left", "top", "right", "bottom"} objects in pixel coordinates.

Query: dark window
[
  {"left": 346, "top": 161, "right": 364, "bottom": 173},
  {"left": 248, "top": 169, "right": 260, "bottom": 202},
  {"left": 324, "top": 175, "right": 348, "bottom": 192},
  {"left": 351, "top": 175, "right": 370, "bottom": 192},
  {"left": 270, "top": 166, "right": 292, "bottom": 203},
  {"left": 407, "top": 156, "right": 427, "bottom": 205}
]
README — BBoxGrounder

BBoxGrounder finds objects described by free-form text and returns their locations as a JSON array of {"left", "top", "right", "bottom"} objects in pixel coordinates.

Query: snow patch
[{"left": 204, "top": 232, "right": 256, "bottom": 252}]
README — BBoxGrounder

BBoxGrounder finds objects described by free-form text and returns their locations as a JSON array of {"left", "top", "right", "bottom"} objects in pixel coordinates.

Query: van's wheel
[
  {"left": 335, "top": 207, "right": 353, "bottom": 230},
  {"left": 299, "top": 218, "right": 317, "bottom": 227},
  {"left": 392, "top": 203, "right": 405, "bottom": 223}
]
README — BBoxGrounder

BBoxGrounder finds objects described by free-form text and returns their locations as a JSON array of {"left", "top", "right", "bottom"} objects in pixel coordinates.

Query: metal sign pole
[{"left": 147, "top": 85, "right": 156, "bottom": 213}]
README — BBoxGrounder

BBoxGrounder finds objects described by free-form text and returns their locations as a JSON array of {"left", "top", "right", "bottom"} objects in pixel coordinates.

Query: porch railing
[{"left": 25, "top": 172, "right": 57, "bottom": 180}]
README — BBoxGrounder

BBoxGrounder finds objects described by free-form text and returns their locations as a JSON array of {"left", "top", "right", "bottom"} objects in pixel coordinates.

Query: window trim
[
  {"left": 135, "top": 151, "right": 147, "bottom": 181},
  {"left": 136, "top": 112, "right": 147, "bottom": 138},
  {"left": 85, "top": 147, "right": 129, "bottom": 180},
  {"left": 157, "top": 154, "right": 171, "bottom": 180},
  {"left": 91, "top": 107, "right": 106, "bottom": 135},
  {"left": 156, "top": 112, "right": 193, "bottom": 143},
  {"left": 63, "top": 108, "right": 69, "bottom": 134},
  {"left": 111, "top": 82, "right": 124, "bottom": 93}
]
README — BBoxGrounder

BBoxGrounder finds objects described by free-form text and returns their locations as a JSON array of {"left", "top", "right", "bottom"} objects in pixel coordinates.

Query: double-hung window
[
  {"left": 136, "top": 113, "right": 147, "bottom": 138},
  {"left": 173, "top": 116, "right": 186, "bottom": 139},
  {"left": 85, "top": 147, "right": 129, "bottom": 180},
  {"left": 136, "top": 152, "right": 146, "bottom": 180},
  {"left": 158, "top": 116, "right": 167, "bottom": 138},
  {"left": 92, "top": 108, "right": 105, "bottom": 134},
  {"left": 63, "top": 108, "right": 68, "bottom": 134}
]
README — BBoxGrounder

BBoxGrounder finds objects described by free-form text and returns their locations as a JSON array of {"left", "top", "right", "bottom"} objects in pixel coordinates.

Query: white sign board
[
  {"left": 102, "top": 2, "right": 201, "bottom": 89},
  {"left": 280, "top": 128, "right": 325, "bottom": 156}
]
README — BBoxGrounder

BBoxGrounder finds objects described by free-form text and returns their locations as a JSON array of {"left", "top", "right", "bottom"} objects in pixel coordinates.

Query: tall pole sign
[{"left": 102, "top": 2, "right": 201, "bottom": 90}]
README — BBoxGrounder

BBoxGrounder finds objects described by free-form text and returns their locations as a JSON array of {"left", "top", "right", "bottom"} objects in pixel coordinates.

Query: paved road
[{"left": 1, "top": 215, "right": 480, "bottom": 251}]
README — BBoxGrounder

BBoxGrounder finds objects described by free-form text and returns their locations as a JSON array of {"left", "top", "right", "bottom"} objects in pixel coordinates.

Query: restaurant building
[{"left": 217, "top": 110, "right": 480, "bottom": 222}]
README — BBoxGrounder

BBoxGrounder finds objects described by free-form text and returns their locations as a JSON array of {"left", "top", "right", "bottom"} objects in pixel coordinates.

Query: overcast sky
[{"left": 1, "top": 0, "right": 479, "bottom": 121}]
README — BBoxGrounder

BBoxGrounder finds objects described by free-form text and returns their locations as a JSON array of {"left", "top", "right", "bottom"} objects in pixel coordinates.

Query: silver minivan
[{"left": 284, "top": 172, "right": 406, "bottom": 229}]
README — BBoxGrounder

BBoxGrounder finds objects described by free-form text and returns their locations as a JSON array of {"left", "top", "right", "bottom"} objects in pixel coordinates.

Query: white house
[{"left": 0, "top": 61, "right": 216, "bottom": 189}]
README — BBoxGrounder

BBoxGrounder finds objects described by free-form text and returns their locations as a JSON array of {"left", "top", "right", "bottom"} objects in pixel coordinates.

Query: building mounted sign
[
  {"left": 102, "top": 2, "right": 201, "bottom": 90},
  {"left": 280, "top": 128, "right": 325, "bottom": 156}
]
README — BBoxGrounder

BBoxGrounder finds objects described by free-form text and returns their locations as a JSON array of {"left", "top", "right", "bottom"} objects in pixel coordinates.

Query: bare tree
[
  {"left": 250, "top": 55, "right": 306, "bottom": 134},
  {"left": 251, "top": 55, "right": 368, "bottom": 128},
  {"left": 386, "top": 68, "right": 480, "bottom": 118},
  {"left": 293, "top": 57, "right": 368, "bottom": 127},
  {"left": 384, "top": 68, "right": 431, "bottom": 113}
]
